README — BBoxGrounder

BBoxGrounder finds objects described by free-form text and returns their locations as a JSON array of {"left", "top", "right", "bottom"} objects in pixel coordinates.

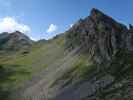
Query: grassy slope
[
  {"left": 50, "top": 56, "right": 98, "bottom": 92},
  {"left": 0, "top": 35, "right": 66, "bottom": 99},
  {"left": 0, "top": 34, "right": 98, "bottom": 100}
]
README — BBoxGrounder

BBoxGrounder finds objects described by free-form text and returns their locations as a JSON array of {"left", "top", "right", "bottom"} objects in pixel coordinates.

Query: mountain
[
  {"left": 0, "top": 8, "right": 133, "bottom": 100},
  {"left": 0, "top": 31, "right": 33, "bottom": 51},
  {"left": 49, "top": 8, "right": 133, "bottom": 100},
  {"left": 66, "top": 8, "right": 129, "bottom": 64}
]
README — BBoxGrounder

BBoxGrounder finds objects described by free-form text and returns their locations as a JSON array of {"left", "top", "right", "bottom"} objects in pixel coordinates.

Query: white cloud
[
  {"left": 0, "top": 17, "right": 31, "bottom": 33},
  {"left": 70, "top": 24, "right": 73, "bottom": 28},
  {"left": 46, "top": 24, "right": 57, "bottom": 33}
]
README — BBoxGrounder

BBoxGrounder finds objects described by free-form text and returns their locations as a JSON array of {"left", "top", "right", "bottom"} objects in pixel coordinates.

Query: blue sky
[{"left": 0, "top": 0, "right": 132, "bottom": 40}]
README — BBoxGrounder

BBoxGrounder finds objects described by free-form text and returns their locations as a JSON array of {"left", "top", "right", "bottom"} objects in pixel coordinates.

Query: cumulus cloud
[
  {"left": 70, "top": 24, "right": 73, "bottom": 28},
  {"left": 0, "top": 17, "right": 31, "bottom": 33},
  {"left": 46, "top": 24, "right": 57, "bottom": 33}
]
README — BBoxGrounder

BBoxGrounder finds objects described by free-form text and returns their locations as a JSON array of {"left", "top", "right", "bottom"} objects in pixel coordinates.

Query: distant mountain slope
[
  {"left": 0, "top": 31, "right": 33, "bottom": 51},
  {"left": 0, "top": 34, "right": 65, "bottom": 100}
]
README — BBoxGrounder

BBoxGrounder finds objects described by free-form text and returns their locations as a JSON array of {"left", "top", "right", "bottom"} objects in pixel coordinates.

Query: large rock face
[
  {"left": 126, "top": 24, "right": 133, "bottom": 51},
  {"left": 0, "top": 31, "right": 33, "bottom": 51},
  {"left": 57, "top": 8, "right": 133, "bottom": 100},
  {"left": 66, "top": 8, "right": 129, "bottom": 64}
]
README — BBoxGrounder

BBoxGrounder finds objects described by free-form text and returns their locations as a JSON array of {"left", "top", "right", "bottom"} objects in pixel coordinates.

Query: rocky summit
[
  {"left": 0, "top": 8, "right": 133, "bottom": 100},
  {"left": 66, "top": 8, "right": 130, "bottom": 64},
  {"left": 52, "top": 8, "right": 133, "bottom": 100},
  {"left": 0, "top": 31, "right": 33, "bottom": 51}
]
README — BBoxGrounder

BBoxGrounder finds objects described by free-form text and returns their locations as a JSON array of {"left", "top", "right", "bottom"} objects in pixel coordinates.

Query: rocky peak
[
  {"left": 129, "top": 24, "right": 133, "bottom": 29},
  {"left": 65, "top": 8, "right": 129, "bottom": 64},
  {"left": 126, "top": 24, "right": 133, "bottom": 51},
  {"left": 10, "top": 31, "right": 32, "bottom": 42},
  {"left": 89, "top": 8, "right": 111, "bottom": 22},
  {"left": 90, "top": 8, "right": 106, "bottom": 20},
  {"left": 129, "top": 24, "right": 133, "bottom": 32},
  {"left": 0, "top": 31, "right": 33, "bottom": 51},
  {"left": 10, "top": 31, "right": 24, "bottom": 38}
]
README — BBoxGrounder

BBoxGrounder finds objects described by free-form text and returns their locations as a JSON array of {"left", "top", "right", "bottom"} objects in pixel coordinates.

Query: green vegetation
[
  {"left": 65, "top": 31, "right": 81, "bottom": 49},
  {"left": 0, "top": 35, "right": 65, "bottom": 100},
  {"left": 0, "top": 64, "right": 30, "bottom": 100},
  {"left": 50, "top": 54, "right": 97, "bottom": 88},
  {"left": 72, "top": 55, "right": 97, "bottom": 80},
  {"left": 108, "top": 50, "right": 133, "bottom": 80}
]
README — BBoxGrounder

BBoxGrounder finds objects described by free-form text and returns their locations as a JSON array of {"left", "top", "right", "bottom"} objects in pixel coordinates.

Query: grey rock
[
  {"left": 0, "top": 31, "right": 33, "bottom": 51},
  {"left": 66, "top": 8, "right": 128, "bottom": 64}
]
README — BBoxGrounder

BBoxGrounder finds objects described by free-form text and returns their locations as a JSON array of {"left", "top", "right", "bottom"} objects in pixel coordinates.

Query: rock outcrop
[
  {"left": 53, "top": 8, "right": 133, "bottom": 100},
  {"left": 66, "top": 8, "right": 130, "bottom": 64}
]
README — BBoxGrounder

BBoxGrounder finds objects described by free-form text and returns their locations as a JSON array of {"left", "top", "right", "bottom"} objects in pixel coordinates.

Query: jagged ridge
[{"left": 65, "top": 8, "right": 131, "bottom": 64}]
